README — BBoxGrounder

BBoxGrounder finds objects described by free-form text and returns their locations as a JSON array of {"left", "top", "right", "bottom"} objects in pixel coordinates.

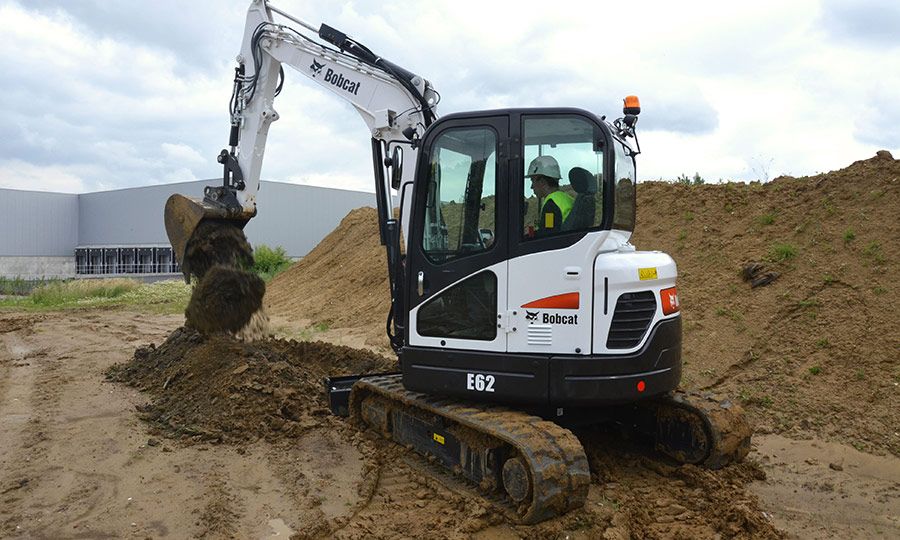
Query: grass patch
[
  {"left": 843, "top": 228, "right": 855, "bottom": 243},
  {"left": 314, "top": 321, "right": 330, "bottom": 332},
  {"left": 739, "top": 389, "right": 773, "bottom": 408},
  {"left": 756, "top": 213, "right": 776, "bottom": 226},
  {"left": 769, "top": 243, "right": 797, "bottom": 262},
  {"left": 862, "top": 241, "right": 886, "bottom": 264},
  {"left": 815, "top": 338, "right": 830, "bottom": 348},
  {"left": 0, "top": 279, "right": 191, "bottom": 313},
  {"left": 0, "top": 277, "right": 62, "bottom": 296},
  {"left": 683, "top": 211, "right": 695, "bottom": 222},
  {"left": 29, "top": 279, "right": 139, "bottom": 306},
  {"left": 808, "top": 365, "right": 822, "bottom": 376}
]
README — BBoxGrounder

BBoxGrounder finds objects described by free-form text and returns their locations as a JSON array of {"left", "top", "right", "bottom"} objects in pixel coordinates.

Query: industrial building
[{"left": 0, "top": 180, "right": 375, "bottom": 280}]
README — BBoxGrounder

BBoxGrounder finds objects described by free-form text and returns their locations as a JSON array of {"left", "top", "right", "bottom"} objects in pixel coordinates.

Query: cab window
[
  {"left": 522, "top": 116, "right": 603, "bottom": 239},
  {"left": 612, "top": 140, "right": 636, "bottom": 232},
  {"left": 421, "top": 127, "right": 497, "bottom": 264}
]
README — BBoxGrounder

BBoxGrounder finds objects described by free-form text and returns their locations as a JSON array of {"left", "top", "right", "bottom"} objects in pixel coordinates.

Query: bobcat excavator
[{"left": 164, "top": 0, "right": 751, "bottom": 524}]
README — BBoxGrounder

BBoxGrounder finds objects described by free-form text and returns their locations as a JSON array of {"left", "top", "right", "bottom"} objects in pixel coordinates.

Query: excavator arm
[{"left": 165, "top": 0, "right": 438, "bottom": 277}]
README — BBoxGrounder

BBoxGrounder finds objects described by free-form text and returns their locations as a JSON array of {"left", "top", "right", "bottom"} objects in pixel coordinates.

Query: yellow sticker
[
  {"left": 639, "top": 267, "right": 658, "bottom": 280},
  {"left": 433, "top": 433, "right": 445, "bottom": 445},
  {"left": 544, "top": 213, "right": 554, "bottom": 228}
]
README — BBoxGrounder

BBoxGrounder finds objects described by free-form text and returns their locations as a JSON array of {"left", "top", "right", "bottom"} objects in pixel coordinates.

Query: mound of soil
[
  {"left": 265, "top": 207, "right": 390, "bottom": 344},
  {"left": 267, "top": 152, "right": 900, "bottom": 456},
  {"left": 634, "top": 151, "right": 900, "bottom": 455},
  {"left": 107, "top": 327, "right": 396, "bottom": 443}
]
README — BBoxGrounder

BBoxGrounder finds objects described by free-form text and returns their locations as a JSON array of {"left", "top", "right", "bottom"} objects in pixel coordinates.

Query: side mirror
[
  {"left": 479, "top": 228, "right": 494, "bottom": 246},
  {"left": 390, "top": 146, "right": 403, "bottom": 190}
]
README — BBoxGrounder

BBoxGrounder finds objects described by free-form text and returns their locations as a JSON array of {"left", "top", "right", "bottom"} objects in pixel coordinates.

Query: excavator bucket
[{"left": 164, "top": 193, "right": 253, "bottom": 280}]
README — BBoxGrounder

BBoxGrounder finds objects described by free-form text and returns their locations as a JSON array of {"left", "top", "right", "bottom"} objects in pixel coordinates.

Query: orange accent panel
[
  {"left": 522, "top": 292, "right": 580, "bottom": 309},
  {"left": 660, "top": 286, "right": 680, "bottom": 315}
]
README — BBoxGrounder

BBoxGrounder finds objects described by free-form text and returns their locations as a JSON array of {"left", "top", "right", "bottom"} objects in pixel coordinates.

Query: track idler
[{"left": 646, "top": 391, "right": 752, "bottom": 469}]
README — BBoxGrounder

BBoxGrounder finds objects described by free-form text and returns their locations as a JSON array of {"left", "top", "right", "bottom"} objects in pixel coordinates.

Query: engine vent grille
[
  {"left": 527, "top": 325, "right": 552, "bottom": 346},
  {"left": 606, "top": 291, "right": 656, "bottom": 349}
]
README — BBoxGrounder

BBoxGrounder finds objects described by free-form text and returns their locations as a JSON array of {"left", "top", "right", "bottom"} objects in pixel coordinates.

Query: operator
[{"left": 526, "top": 156, "right": 573, "bottom": 235}]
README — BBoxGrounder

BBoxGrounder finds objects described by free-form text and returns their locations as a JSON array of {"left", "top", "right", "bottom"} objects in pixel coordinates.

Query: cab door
[
  {"left": 407, "top": 116, "right": 509, "bottom": 352},
  {"left": 506, "top": 112, "right": 612, "bottom": 355}
]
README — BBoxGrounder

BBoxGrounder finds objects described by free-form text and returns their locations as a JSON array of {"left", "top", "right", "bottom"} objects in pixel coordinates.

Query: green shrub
[
  {"left": 253, "top": 244, "right": 293, "bottom": 280},
  {"left": 676, "top": 172, "right": 705, "bottom": 185}
]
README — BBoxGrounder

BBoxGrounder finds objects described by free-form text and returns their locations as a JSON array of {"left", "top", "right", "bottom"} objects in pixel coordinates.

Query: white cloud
[
  {"left": 0, "top": 159, "right": 86, "bottom": 193},
  {"left": 2, "top": 0, "right": 899, "bottom": 196},
  {"left": 161, "top": 143, "right": 206, "bottom": 166}
]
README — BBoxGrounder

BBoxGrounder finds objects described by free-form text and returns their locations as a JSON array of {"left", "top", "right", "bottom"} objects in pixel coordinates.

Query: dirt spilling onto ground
[
  {"left": 107, "top": 327, "right": 396, "bottom": 443},
  {"left": 181, "top": 221, "right": 268, "bottom": 337}
]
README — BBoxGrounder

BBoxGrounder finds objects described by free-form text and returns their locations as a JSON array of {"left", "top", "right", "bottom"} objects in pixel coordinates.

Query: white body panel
[
  {"left": 591, "top": 246, "right": 678, "bottom": 354},
  {"left": 506, "top": 232, "right": 616, "bottom": 355},
  {"left": 408, "top": 228, "right": 677, "bottom": 356},
  {"left": 408, "top": 260, "right": 508, "bottom": 352}
]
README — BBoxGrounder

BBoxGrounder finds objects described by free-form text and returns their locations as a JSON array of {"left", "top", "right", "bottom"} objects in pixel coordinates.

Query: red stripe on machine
[{"left": 522, "top": 292, "right": 580, "bottom": 309}]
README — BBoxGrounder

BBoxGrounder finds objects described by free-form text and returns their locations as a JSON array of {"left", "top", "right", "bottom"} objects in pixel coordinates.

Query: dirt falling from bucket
[{"left": 181, "top": 222, "right": 270, "bottom": 338}]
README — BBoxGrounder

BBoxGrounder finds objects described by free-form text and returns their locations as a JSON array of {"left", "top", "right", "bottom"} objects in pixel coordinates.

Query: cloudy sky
[{"left": 1, "top": 0, "right": 898, "bottom": 193}]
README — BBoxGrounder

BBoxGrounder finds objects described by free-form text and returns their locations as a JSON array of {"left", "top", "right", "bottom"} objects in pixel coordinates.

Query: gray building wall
[
  {"left": 77, "top": 180, "right": 375, "bottom": 257},
  {"left": 1, "top": 180, "right": 376, "bottom": 279},
  {"left": 0, "top": 189, "right": 79, "bottom": 256}
]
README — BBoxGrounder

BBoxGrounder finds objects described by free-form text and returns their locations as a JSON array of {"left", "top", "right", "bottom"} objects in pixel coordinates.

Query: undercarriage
[{"left": 342, "top": 374, "right": 751, "bottom": 523}]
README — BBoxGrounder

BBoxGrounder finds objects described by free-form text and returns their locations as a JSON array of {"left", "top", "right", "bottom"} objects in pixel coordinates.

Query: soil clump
[
  {"left": 107, "top": 327, "right": 396, "bottom": 443},
  {"left": 181, "top": 221, "right": 267, "bottom": 336},
  {"left": 184, "top": 265, "right": 265, "bottom": 334}
]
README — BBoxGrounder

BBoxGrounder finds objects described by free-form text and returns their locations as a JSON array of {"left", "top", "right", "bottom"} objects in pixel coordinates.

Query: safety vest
[{"left": 541, "top": 190, "right": 574, "bottom": 228}]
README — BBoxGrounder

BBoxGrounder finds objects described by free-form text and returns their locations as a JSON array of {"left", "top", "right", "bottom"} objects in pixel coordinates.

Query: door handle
[{"left": 417, "top": 271, "right": 425, "bottom": 296}]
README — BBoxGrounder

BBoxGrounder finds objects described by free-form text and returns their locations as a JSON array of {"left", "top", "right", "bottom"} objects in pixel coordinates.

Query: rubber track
[
  {"left": 656, "top": 390, "right": 752, "bottom": 469},
  {"left": 350, "top": 375, "right": 590, "bottom": 524}
]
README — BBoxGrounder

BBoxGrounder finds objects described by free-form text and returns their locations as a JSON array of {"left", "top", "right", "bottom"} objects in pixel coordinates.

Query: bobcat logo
[
  {"left": 525, "top": 310, "right": 539, "bottom": 322},
  {"left": 309, "top": 59, "right": 325, "bottom": 77}
]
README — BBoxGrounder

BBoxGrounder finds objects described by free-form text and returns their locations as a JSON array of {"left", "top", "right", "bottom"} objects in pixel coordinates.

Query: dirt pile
[
  {"left": 265, "top": 207, "right": 389, "bottom": 345},
  {"left": 182, "top": 222, "right": 267, "bottom": 336},
  {"left": 106, "top": 327, "right": 396, "bottom": 443},
  {"left": 634, "top": 151, "right": 900, "bottom": 455}
]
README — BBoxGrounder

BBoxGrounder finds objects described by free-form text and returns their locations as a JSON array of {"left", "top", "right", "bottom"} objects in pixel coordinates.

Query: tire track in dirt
[{"left": 0, "top": 324, "right": 58, "bottom": 537}]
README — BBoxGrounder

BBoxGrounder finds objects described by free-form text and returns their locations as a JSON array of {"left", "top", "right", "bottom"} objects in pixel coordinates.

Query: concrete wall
[{"left": 0, "top": 256, "right": 75, "bottom": 280}]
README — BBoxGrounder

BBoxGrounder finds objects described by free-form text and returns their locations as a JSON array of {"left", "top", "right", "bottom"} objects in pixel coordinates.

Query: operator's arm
[{"left": 536, "top": 199, "right": 564, "bottom": 236}]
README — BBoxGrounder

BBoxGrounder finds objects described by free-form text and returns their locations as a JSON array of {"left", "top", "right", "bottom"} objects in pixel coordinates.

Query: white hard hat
[{"left": 526, "top": 156, "right": 561, "bottom": 179}]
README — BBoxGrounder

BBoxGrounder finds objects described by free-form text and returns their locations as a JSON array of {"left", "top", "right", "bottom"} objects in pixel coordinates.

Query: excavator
[{"left": 164, "top": 0, "right": 751, "bottom": 524}]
